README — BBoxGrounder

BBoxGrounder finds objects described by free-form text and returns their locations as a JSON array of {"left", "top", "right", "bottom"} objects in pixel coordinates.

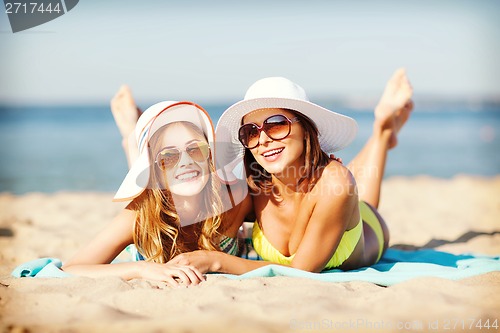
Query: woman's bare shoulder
[
  {"left": 321, "top": 161, "right": 356, "bottom": 184},
  {"left": 220, "top": 179, "right": 253, "bottom": 235},
  {"left": 312, "top": 161, "right": 357, "bottom": 200}
]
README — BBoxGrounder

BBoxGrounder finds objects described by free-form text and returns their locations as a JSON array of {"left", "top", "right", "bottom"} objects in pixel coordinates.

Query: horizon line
[{"left": 1, "top": 94, "right": 500, "bottom": 109}]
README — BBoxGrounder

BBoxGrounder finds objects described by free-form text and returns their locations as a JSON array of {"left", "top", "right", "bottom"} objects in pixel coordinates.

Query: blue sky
[{"left": 1, "top": 0, "right": 499, "bottom": 105}]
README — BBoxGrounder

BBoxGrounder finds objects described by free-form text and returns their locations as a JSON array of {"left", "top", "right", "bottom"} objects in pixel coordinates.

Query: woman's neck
[
  {"left": 271, "top": 154, "right": 307, "bottom": 192},
  {"left": 171, "top": 192, "right": 203, "bottom": 227},
  {"left": 271, "top": 171, "right": 309, "bottom": 199}
]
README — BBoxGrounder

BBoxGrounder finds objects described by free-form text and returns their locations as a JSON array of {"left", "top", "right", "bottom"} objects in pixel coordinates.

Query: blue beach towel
[
  {"left": 11, "top": 257, "right": 71, "bottom": 278},
  {"left": 11, "top": 249, "right": 500, "bottom": 286},
  {"left": 222, "top": 249, "right": 500, "bottom": 286}
]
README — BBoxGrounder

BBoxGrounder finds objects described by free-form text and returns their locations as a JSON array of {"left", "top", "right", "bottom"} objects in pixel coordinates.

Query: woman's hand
[
  {"left": 168, "top": 250, "right": 221, "bottom": 274},
  {"left": 136, "top": 261, "right": 205, "bottom": 287}
]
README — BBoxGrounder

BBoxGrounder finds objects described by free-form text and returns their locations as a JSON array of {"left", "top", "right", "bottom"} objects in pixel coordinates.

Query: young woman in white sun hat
[
  {"left": 169, "top": 69, "right": 413, "bottom": 274},
  {"left": 62, "top": 98, "right": 251, "bottom": 286}
]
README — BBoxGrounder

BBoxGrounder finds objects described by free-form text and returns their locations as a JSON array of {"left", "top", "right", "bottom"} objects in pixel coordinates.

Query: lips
[
  {"left": 175, "top": 170, "right": 200, "bottom": 181},
  {"left": 261, "top": 147, "right": 284, "bottom": 158},
  {"left": 260, "top": 147, "right": 285, "bottom": 163}
]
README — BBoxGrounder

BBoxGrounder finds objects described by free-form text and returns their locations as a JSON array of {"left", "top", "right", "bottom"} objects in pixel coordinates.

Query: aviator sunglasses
[
  {"left": 155, "top": 141, "right": 210, "bottom": 170},
  {"left": 238, "top": 114, "right": 300, "bottom": 149}
]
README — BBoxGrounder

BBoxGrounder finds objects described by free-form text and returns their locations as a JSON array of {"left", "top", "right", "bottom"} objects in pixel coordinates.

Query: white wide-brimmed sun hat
[
  {"left": 113, "top": 101, "right": 215, "bottom": 202},
  {"left": 215, "top": 77, "right": 358, "bottom": 169}
]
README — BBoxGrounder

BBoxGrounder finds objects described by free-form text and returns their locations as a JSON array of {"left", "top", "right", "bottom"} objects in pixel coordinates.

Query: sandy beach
[{"left": 1, "top": 176, "right": 499, "bottom": 333}]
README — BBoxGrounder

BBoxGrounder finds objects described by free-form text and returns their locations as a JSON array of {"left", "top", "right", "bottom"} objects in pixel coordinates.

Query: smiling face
[
  {"left": 242, "top": 108, "right": 305, "bottom": 176},
  {"left": 151, "top": 122, "right": 210, "bottom": 197}
]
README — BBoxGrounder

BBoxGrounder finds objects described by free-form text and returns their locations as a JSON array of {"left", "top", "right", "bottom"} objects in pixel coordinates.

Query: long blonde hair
[{"left": 130, "top": 122, "right": 225, "bottom": 263}]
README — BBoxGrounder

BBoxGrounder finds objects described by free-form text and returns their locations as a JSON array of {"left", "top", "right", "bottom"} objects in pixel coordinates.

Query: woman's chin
[{"left": 258, "top": 159, "right": 285, "bottom": 175}]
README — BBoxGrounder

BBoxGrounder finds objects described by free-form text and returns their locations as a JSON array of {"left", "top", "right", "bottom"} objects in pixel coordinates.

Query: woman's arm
[
  {"left": 290, "top": 163, "right": 359, "bottom": 272},
  {"left": 171, "top": 164, "right": 358, "bottom": 275},
  {"left": 63, "top": 209, "right": 135, "bottom": 269},
  {"left": 169, "top": 250, "right": 274, "bottom": 275},
  {"left": 62, "top": 209, "right": 204, "bottom": 285}
]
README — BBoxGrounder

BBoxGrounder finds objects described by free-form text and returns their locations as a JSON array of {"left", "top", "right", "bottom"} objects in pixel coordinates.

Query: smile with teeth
[
  {"left": 175, "top": 170, "right": 200, "bottom": 181},
  {"left": 262, "top": 147, "right": 284, "bottom": 157}
]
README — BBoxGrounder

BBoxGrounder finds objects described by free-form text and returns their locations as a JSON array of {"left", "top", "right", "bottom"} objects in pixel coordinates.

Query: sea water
[{"left": 0, "top": 103, "right": 498, "bottom": 194}]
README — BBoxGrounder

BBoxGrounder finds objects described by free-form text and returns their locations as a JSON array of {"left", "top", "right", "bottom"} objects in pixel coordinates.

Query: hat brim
[
  {"left": 113, "top": 150, "right": 150, "bottom": 202},
  {"left": 215, "top": 97, "right": 358, "bottom": 169}
]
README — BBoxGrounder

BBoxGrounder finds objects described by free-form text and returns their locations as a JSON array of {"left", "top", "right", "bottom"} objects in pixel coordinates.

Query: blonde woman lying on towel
[{"left": 62, "top": 96, "right": 251, "bottom": 286}]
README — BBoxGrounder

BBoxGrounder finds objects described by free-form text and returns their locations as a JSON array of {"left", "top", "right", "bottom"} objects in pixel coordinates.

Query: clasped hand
[
  {"left": 136, "top": 261, "right": 205, "bottom": 287},
  {"left": 168, "top": 250, "right": 219, "bottom": 275}
]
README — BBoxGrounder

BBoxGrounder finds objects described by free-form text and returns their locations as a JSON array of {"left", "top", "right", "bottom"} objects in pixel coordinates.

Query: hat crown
[
  {"left": 244, "top": 77, "right": 309, "bottom": 102},
  {"left": 134, "top": 101, "right": 178, "bottom": 147}
]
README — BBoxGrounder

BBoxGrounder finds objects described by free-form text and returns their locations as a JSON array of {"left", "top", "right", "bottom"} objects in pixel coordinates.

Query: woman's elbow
[{"left": 290, "top": 261, "right": 324, "bottom": 273}]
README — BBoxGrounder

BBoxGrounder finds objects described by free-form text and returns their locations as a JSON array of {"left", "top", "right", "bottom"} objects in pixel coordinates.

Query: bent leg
[
  {"left": 339, "top": 201, "right": 390, "bottom": 269},
  {"left": 360, "top": 201, "right": 389, "bottom": 264},
  {"left": 347, "top": 68, "right": 414, "bottom": 208},
  {"left": 110, "top": 85, "right": 141, "bottom": 168},
  {"left": 347, "top": 136, "right": 389, "bottom": 209}
]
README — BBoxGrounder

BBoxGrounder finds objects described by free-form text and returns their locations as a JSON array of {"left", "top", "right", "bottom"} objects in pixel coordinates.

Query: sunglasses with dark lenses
[
  {"left": 155, "top": 141, "right": 210, "bottom": 170},
  {"left": 238, "top": 114, "right": 300, "bottom": 149}
]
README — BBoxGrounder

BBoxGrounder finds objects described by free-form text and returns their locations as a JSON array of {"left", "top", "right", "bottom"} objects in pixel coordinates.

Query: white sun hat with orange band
[
  {"left": 215, "top": 77, "right": 358, "bottom": 169},
  {"left": 113, "top": 101, "right": 215, "bottom": 202}
]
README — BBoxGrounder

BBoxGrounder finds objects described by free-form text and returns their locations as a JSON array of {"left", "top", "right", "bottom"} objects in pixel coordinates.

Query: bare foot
[
  {"left": 374, "top": 68, "right": 414, "bottom": 149},
  {"left": 110, "top": 85, "right": 141, "bottom": 139}
]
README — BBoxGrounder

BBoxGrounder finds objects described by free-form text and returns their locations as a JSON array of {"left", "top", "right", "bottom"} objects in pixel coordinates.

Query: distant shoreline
[{"left": 1, "top": 96, "right": 500, "bottom": 111}]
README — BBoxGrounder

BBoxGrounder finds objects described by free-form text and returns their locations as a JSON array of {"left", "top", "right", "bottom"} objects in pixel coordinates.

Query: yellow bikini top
[{"left": 252, "top": 217, "right": 363, "bottom": 270}]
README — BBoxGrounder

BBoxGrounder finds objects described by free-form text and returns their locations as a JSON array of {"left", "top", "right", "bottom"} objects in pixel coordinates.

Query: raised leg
[
  {"left": 110, "top": 85, "right": 142, "bottom": 168},
  {"left": 347, "top": 68, "right": 414, "bottom": 208}
]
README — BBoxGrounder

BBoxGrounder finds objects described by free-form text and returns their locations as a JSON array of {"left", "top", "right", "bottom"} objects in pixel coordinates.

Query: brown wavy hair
[
  {"left": 130, "top": 122, "right": 224, "bottom": 263},
  {"left": 244, "top": 109, "right": 330, "bottom": 196}
]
